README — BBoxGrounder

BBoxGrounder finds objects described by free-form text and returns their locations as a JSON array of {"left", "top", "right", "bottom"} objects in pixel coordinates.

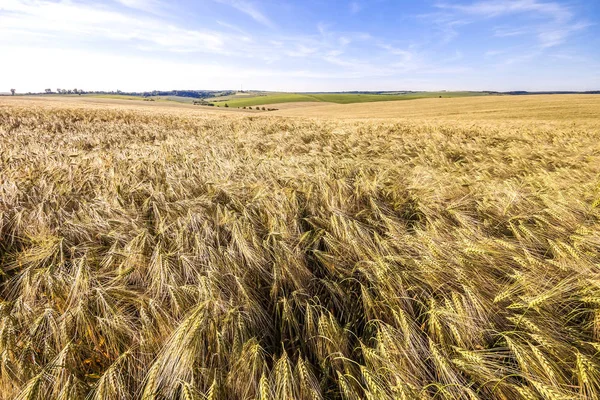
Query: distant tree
[
  {"left": 10, "top": 89, "right": 16, "bottom": 95},
  {"left": 57, "top": 88, "right": 62, "bottom": 94},
  {"left": 45, "top": 89, "right": 52, "bottom": 94},
  {"left": 224, "top": 103, "right": 229, "bottom": 108},
  {"left": 261, "top": 107, "right": 266, "bottom": 111},
  {"left": 248, "top": 107, "right": 252, "bottom": 110}
]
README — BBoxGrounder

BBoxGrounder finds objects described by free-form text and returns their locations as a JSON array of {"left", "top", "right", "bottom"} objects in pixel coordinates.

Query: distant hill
[{"left": 505, "top": 91, "right": 600, "bottom": 95}]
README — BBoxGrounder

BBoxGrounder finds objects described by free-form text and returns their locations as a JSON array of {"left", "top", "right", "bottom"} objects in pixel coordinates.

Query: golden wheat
[{"left": 1, "top": 96, "right": 600, "bottom": 399}]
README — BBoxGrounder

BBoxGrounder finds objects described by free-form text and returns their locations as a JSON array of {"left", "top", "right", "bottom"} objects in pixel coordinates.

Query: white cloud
[
  {"left": 493, "top": 27, "right": 530, "bottom": 37},
  {"left": 378, "top": 44, "right": 413, "bottom": 61},
  {"left": 285, "top": 45, "right": 318, "bottom": 58},
  {"left": 0, "top": 1, "right": 453, "bottom": 92},
  {"left": 436, "top": 0, "right": 572, "bottom": 22},
  {"left": 0, "top": 0, "right": 226, "bottom": 53},
  {"left": 317, "top": 22, "right": 330, "bottom": 35},
  {"left": 321, "top": 47, "right": 463, "bottom": 79},
  {"left": 213, "top": 0, "right": 274, "bottom": 28},
  {"left": 417, "top": 12, "right": 469, "bottom": 44},
  {"left": 537, "top": 21, "right": 590, "bottom": 48},
  {"left": 216, "top": 20, "right": 250, "bottom": 36},
  {"left": 114, "top": 0, "right": 166, "bottom": 15},
  {"left": 0, "top": 43, "right": 469, "bottom": 93},
  {"left": 3, "top": 0, "right": 592, "bottom": 92},
  {"left": 339, "top": 36, "right": 352, "bottom": 46},
  {"left": 485, "top": 49, "right": 505, "bottom": 56},
  {"left": 502, "top": 50, "right": 541, "bottom": 65},
  {"left": 434, "top": 0, "right": 589, "bottom": 48},
  {"left": 0, "top": 45, "right": 346, "bottom": 92}
]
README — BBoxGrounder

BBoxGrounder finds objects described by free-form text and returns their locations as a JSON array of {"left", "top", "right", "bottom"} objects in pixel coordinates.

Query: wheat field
[{"left": 1, "top": 95, "right": 600, "bottom": 399}]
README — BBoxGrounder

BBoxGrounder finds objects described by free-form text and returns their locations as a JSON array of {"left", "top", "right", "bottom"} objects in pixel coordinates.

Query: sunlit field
[{"left": 1, "top": 95, "right": 600, "bottom": 399}]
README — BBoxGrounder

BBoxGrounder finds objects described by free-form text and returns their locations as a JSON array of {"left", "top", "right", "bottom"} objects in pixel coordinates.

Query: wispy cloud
[
  {"left": 433, "top": 0, "right": 589, "bottom": 48},
  {"left": 321, "top": 52, "right": 471, "bottom": 79},
  {"left": 549, "top": 52, "right": 585, "bottom": 62},
  {"left": 114, "top": 0, "right": 167, "bottom": 15},
  {"left": 378, "top": 43, "right": 413, "bottom": 61},
  {"left": 436, "top": 0, "right": 573, "bottom": 22},
  {"left": 0, "top": 0, "right": 446, "bottom": 86},
  {"left": 493, "top": 26, "right": 530, "bottom": 38},
  {"left": 285, "top": 44, "right": 318, "bottom": 58},
  {"left": 416, "top": 11, "right": 469, "bottom": 44},
  {"left": 339, "top": 36, "right": 352, "bottom": 46},
  {"left": 317, "top": 22, "right": 330, "bottom": 35},
  {"left": 485, "top": 49, "right": 503, "bottom": 57},
  {"left": 213, "top": 0, "right": 274, "bottom": 28},
  {"left": 502, "top": 50, "right": 542, "bottom": 65},
  {"left": 0, "top": 0, "right": 226, "bottom": 53},
  {"left": 537, "top": 21, "right": 591, "bottom": 48},
  {"left": 216, "top": 20, "right": 253, "bottom": 38},
  {"left": 2, "top": 0, "right": 596, "bottom": 92}
]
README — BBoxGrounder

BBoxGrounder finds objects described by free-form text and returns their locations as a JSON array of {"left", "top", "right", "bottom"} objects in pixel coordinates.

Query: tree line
[{"left": 6, "top": 89, "right": 239, "bottom": 99}]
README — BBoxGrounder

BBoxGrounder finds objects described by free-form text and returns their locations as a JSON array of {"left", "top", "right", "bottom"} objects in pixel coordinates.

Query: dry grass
[
  {"left": 1, "top": 96, "right": 600, "bottom": 399},
  {"left": 274, "top": 94, "right": 600, "bottom": 121}
]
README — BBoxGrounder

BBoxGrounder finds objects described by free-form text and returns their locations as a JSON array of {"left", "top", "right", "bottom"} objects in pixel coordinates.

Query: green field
[
  {"left": 211, "top": 93, "right": 315, "bottom": 107},
  {"left": 213, "top": 91, "right": 495, "bottom": 107}
]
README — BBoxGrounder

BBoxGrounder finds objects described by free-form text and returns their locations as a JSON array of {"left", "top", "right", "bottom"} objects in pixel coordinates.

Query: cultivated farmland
[
  {"left": 212, "top": 91, "right": 493, "bottom": 108},
  {"left": 1, "top": 95, "right": 600, "bottom": 399}
]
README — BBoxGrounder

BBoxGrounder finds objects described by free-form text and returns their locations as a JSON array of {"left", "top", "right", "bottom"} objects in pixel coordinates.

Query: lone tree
[
  {"left": 45, "top": 89, "right": 52, "bottom": 94},
  {"left": 10, "top": 89, "right": 16, "bottom": 96}
]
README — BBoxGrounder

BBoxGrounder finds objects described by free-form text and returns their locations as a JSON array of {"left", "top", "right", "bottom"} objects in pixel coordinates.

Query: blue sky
[{"left": 1, "top": 0, "right": 599, "bottom": 92}]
